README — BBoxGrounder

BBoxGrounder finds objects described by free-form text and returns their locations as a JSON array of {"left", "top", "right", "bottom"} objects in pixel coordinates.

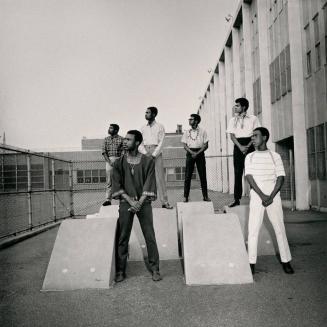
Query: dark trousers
[
  {"left": 233, "top": 137, "right": 255, "bottom": 201},
  {"left": 184, "top": 150, "right": 208, "bottom": 198},
  {"left": 115, "top": 201, "right": 159, "bottom": 273}
]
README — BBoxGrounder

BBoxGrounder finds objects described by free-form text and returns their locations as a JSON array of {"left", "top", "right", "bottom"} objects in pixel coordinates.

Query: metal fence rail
[{"left": 0, "top": 145, "right": 73, "bottom": 239}]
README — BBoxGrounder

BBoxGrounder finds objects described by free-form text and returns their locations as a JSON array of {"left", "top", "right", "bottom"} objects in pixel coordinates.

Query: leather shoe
[
  {"left": 250, "top": 264, "right": 255, "bottom": 275},
  {"left": 183, "top": 197, "right": 189, "bottom": 203},
  {"left": 152, "top": 271, "right": 162, "bottom": 282},
  {"left": 203, "top": 197, "right": 211, "bottom": 202},
  {"left": 228, "top": 200, "right": 240, "bottom": 208},
  {"left": 162, "top": 202, "right": 173, "bottom": 209},
  {"left": 115, "top": 272, "right": 125, "bottom": 283},
  {"left": 282, "top": 262, "right": 294, "bottom": 274},
  {"left": 102, "top": 200, "right": 112, "bottom": 206}
]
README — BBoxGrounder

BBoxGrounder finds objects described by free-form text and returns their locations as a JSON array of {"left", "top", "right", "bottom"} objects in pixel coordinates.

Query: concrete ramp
[
  {"left": 176, "top": 202, "right": 214, "bottom": 256},
  {"left": 42, "top": 218, "right": 117, "bottom": 291},
  {"left": 86, "top": 205, "right": 119, "bottom": 219},
  {"left": 183, "top": 213, "right": 253, "bottom": 285},
  {"left": 224, "top": 205, "right": 276, "bottom": 256},
  {"left": 132, "top": 208, "right": 179, "bottom": 260}
]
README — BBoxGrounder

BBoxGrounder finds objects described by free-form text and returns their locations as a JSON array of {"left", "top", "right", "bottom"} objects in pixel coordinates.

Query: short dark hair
[
  {"left": 191, "top": 114, "right": 201, "bottom": 124},
  {"left": 235, "top": 97, "right": 249, "bottom": 110},
  {"left": 147, "top": 107, "right": 158, "bottom": 117},
  {"left": 110, "top": 124, "right": 119, "bottom": 132},
  {"left": 253, "top": 127, "right": 270, "bottom": 142},
  {"left": 127, "top": 130, "right": 143, "bottom": 144}
]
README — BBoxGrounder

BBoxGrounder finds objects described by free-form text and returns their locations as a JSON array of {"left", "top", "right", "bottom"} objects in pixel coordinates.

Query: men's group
[{"left": 102, "top": 99, "right": 294, "bottom": 283}]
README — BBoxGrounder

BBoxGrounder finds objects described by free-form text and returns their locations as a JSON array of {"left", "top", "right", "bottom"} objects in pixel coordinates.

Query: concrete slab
[
  {"left": 183, "top": 213, "right": 253, "bottom": 285},
  {"left": 42, "top": 218, "right": 117, "bottom": 291},
  {"left": 97, "top": 205, "right": 119, "bottom": 218},
  {"left": 176, "top": 201, "right": 214, "bottom": 256},
  {"left": 223, "top": 205, "right": 277, "bottom": 256},
  {"left": 132, "top": 208, "right": 179, "bottom": 260}
]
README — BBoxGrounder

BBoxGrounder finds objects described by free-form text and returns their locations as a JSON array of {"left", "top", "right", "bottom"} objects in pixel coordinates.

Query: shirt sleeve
[
  {"left": 274, "top": 153, "right": 286, "bottom": 177},
  {"left": 111, "top": 158, "right": 126, "bottom": 199},
  {"left": 152, "top": 124, "right": 165, "bottom": 157},
  {"left": 138, "top": 125, "right": 147, "bottom": 154},
  {"left": 142, "top": 157, "right": 157, "bottom": 200},
  {"left": 181, "top": 130, "right": 187, "bottom": 144},
  {"left": 244, "top": 153, "right": 255, "bottom": 176},
  {"left": 226, "top": 118, "right": 235, "bottom": 134},
  {"left": 203, "top": 129, "right": 209, "bottom": 144}
]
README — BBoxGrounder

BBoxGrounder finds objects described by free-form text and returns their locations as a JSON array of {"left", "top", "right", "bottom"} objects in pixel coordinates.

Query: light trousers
[
  {"left": 105, "top": 157, "right": 119, "bottom": 200},
  {"left": 248, "top": 182, "right": 292, "bottom": 264},
  {"left": 145, "top": 146, "right": 168, "bottom": 204}
]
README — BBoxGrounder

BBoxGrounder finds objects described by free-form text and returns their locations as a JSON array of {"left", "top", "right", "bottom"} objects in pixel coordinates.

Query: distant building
[
  {"left": 52, "top": 125, "right": 199, "bottom": 189},
  {"left": 198, "top": 0, "right": 327, "bottom": 210}
]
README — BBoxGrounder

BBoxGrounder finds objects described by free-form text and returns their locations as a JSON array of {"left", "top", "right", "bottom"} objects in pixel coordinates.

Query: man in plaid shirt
[{"left": 102, "top": 124, "right": 124, "bottom": 206}]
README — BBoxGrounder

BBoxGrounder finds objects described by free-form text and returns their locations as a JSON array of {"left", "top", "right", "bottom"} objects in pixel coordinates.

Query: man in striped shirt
[{"left": 245, "top": 127, "right": 294, "bottom": 275}]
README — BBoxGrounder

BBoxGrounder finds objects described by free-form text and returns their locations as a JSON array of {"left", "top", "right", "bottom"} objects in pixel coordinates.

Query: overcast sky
[{"left": 0, "top": 0, "right": 239, "bottom": 151}]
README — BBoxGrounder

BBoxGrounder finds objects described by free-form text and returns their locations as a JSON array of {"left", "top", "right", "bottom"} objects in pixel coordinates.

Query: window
[
  {"left": 307, "top": 51, "right": 312, "bottom": 75},
  {"left": 275, "top": 57, "right": 281, "bottom": 100},
  {"left": 316, "top": 124, "right": 326, "bottom": 179},
  {"left": 280, "top": 49, "right": 287, "bottom": 95},
  {"left": 302, "top": 0, "right": 310, "bottom": 26},
  {"left": 77, "top": 169, "right": 106, "bottom": 184},
  {"left": 307, "top": 127, "right": 316, "bottom": 180},
  {"left": 304, "top": 24, "right": 310, "bottom": 51},
  {"left": 285, "top": 44, "right": 292, "bottom": 91},
  {"left": 315, "top": 42, "right": 321, "bottom": 69},
  {"left": 166, "top": 167, "right": 196, "bottom": 182},
  {"left": 270, "top": 62, "right": 276, "bottom": 103},
  {"left": 307, "top": 124, "right": 327, "bottom": 180},
  {"left": 313, "top": 15, "right": 319, "bottom": 44}
]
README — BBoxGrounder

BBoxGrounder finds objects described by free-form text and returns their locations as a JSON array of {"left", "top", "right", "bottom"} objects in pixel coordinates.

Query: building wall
[{"left": 197, "top": 0, "right": 327, "bottom": 210}]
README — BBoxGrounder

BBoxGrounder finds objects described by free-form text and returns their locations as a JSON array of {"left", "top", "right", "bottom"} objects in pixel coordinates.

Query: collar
[
  {"left": 235, "top": 112, "right": 250, "bottom": 118},
  {"left": 147, "top": 120, "right": 157, "bottom": 127},
  {"left": 189, "top": 126, "right": 199, "bottom": 132},
  {"left": 109, "top": 134, "right": 119, "bottom": 138}
]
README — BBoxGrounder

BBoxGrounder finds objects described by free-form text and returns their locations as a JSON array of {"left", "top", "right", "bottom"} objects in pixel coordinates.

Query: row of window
[
  {"left": 75, "top": 167, "right": 197, "bottom": 184},
  {"left": 307, "top": 123, "right": 326, "bottom": 180},
  {"left": 304, "top": 6, "right": 327, "bottom": 76},
  {"left": 269, "top": 44, "right": 292, "bottom": 104}
]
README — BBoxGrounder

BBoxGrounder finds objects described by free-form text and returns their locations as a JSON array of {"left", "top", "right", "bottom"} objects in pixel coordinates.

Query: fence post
[
  {"left": 27, "top": 154, "right": 32, "bottom": 229},
  {"left": 289, "top": 149, "right": 295, "bottom": 211},
  {"left": 51, "top": 159, "right": 56, "bottom": 221},
  {"left": 69, "top": 162, "right": 74, "bottom": 217}
]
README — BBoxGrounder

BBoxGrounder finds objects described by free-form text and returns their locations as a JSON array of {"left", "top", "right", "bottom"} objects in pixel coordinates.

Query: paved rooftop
[{"left": 1, "top": 209, "right": 327, "bottom": 327}]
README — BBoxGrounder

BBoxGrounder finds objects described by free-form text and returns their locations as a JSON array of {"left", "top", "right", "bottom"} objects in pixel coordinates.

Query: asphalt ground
[{"left": 0, "top": 209, "right": 327, "bottom": 327}]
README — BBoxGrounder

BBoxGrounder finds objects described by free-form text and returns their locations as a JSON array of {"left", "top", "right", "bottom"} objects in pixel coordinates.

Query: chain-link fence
[
  {"left": 0, "top": 145, "right": 73, "bottom": 239},
  {"left": 72, "top": 154, "right": 236, "bottom": 216}
]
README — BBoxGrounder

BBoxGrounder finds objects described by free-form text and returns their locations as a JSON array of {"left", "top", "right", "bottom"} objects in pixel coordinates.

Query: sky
[{"left": 0, "top": 0, "right": 239, "bottom": 151}]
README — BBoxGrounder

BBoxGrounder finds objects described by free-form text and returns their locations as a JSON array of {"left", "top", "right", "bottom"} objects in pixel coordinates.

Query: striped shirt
[{"left": 245, "top": 150, "right": 285, "bottom": 185}]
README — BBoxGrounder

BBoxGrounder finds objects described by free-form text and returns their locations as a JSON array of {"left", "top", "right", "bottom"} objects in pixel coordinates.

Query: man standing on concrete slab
[
  {"left": 245, "top": 127, "right": 294, "bottom": 275},
  {"left": 181, "top": 114, "right": 210, "bottom": 203},
  {"left": 102, "top": 124, "right": 124, "bottom": 206},
  {"left": 112, "top": 130, "right": 162, "bottom": 283},
  {"left": 226, "top": 98, "right": 260, "bottom": 207},
  {"left": 139, "top": 107, "right": 173, "bottom": 209}
]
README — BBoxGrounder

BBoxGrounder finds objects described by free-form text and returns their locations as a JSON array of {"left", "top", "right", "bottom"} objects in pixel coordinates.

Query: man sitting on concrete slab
[
  {"left": 245, "top": 127, "right": 294, "bottom": 275},
  {"left": 112, "top": 130, "right": 162, "bottom": 283}
]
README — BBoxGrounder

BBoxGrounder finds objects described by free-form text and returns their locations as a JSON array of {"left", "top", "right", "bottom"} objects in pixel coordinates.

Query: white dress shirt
[
  {"left": 226, "top": 113, "right": 261, "bottom": 138},
  {"left": 181, "top": 127, "right": 208, "bottom": 148},
  {"left": 139, "top": 120, "right": 165, "bottom": 157}
]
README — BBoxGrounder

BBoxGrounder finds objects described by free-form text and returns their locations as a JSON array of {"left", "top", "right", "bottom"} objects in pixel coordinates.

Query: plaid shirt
[{"left": 102, "top": 135, "right": 124, "bottom": 157}]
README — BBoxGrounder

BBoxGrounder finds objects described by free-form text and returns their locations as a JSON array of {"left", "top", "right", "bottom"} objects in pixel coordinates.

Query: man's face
[
  {"left": 234, "top": 102, "right": 244, "bottom": 114},
  {"left": 251, "top": 130, "right": 265, "bottom": 148},
  {"left": 108, "top": 126, "right": 116, "bottom": 135},
  {"left": 145, "top": 109, "right": 154, "bottom": 121},
  {"left": 124, "top": 133, "right": 138, "bottom": 151},
  {"left": 188, "top": 117, "right": 195, "bottom": 127}
]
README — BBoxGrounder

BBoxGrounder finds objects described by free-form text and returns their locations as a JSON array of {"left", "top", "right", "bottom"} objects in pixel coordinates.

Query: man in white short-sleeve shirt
[
  {"left": 181, "top": 114, "right": 210, "bottom": 202},
  {"left": 245, "top": 127, "right": 294, "bottom": 275},
  {"left": 226, "top": 98, "right": 261, "bottom": 207}
]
